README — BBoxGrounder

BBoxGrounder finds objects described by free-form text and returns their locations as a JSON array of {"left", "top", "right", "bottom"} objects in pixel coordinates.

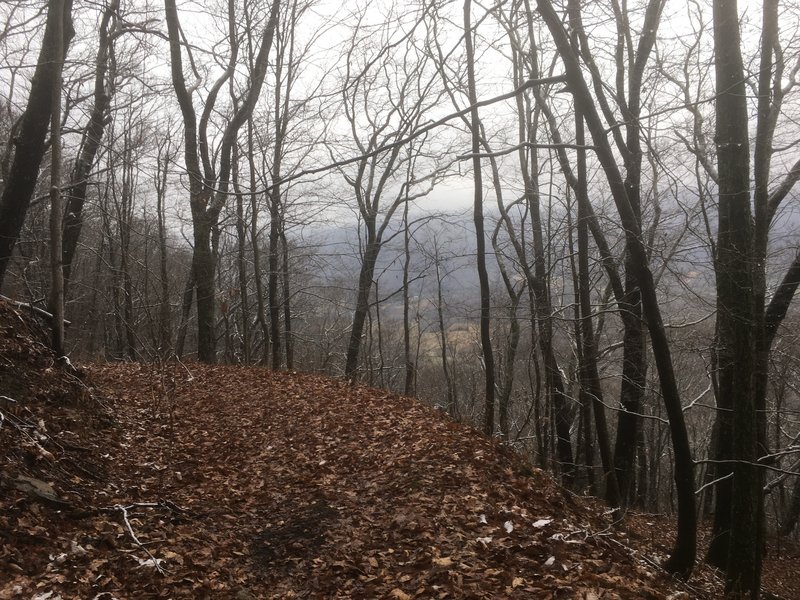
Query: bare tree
[
  {"left": 462, "top": 0, "right": 497, "bottom": 436},
  {"left": 164, "top": 0, "right": 280, "bottom": 362},
  {"left": 61, "top": 0, "right": 119, "bottom": 292},
  {"left": 0, "top": 0, "right": 74, "bottom": 289},
  {"left": 153, "top": 122, "right": 177, "bottom": 357},
  {"left": 707, "top": 0, "right": 800, "bottom": 595},
  {"left": 537, "top": 0, "right": 697, "bottom": 577},
  {"left": 337, "top": 5, "right": 444, "bottom": 380}
]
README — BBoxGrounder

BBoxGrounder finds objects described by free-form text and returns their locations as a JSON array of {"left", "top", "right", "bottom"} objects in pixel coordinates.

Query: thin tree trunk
[
  {"left": 464, "top": 0, "right": 496, "bottom": 436},
  {"left": 434, "top": 249, "right": 455, "bottom": 418},
  {"left": 232, "top": 145, "right": 250, "bottom": 363},
  {"left": 492, "top": 222, "right": 524, "bottom": 441},
  {"left": 280, "top": 230, "right": 293, "bottom": 369},
  {"left": 402, "top": 199, "right": 414, "bottom": 396},
  {"left": 47, "top": 0, "right": 66, "bottom": 357},
  {"left": 505, "top": 10, "right": 575, "bottom": 482},
  {"left": 175, "top": 267, "right": 194, "bottom": 358},
  {"left": 155, "top": 137, "right": 172, "bottom": 357},
  {"left": 85, "top": 228, "right": 105, "bottom": 356},
  {"left": 248, "top": 121, "right": 270, "bottom": 364},
  {"left": 575, "top": 113, "right": 620, "bottom": 507},
  {"left": 267, "top": 189, "right": 282, "bottom": 369},
  {"left": 375, "top": 282, "right": 386, "bottom": 388},
  {"left": 119, "top": 140, "right": 135, "bottom": 361}
]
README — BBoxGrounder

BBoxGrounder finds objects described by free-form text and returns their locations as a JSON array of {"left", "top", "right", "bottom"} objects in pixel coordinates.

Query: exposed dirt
[{"left": 1, "top": 298, "right": 798, "bottom": 599}]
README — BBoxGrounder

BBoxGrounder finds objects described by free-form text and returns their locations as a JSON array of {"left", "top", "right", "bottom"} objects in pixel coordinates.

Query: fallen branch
[
  {"left": 107, "top": 503, "right": 166, "bottom": 574},
  {"left": 95, "top": 500, "right": 189, "bottom": 571},
  {"left": 0, "top": 294, "right": 71, "bottom": 327}
]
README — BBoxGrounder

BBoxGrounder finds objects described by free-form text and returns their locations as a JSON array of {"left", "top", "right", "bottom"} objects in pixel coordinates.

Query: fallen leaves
[
  {"left": 0, "top": 298, "right": 784, "bottom": 600},
  {"left": 1, "top": 360, "right": 714, "bottom": 599}
]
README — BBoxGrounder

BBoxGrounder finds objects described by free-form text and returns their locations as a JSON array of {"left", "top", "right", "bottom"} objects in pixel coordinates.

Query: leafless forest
[{"left": 1, "top": 0, "right": 800, "bottom": 596}]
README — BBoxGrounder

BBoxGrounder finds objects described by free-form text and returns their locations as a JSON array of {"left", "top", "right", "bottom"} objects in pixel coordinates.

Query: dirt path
[{"left": 71, "top": 363, "right": 682, "bottom": 599}]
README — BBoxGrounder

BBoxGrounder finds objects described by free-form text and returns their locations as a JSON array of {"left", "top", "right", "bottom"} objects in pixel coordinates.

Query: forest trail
[
  {"left": 2, "top": 359, "right": 676, "bottom": 599},
  {"left": 1, "top": 300, "right": 797, "bottom": 599},
  {"left": 86, "top": 364, "right": 674, "bottom": 599}
]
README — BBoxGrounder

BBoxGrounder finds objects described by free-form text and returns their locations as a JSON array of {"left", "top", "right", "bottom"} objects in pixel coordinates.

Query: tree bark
[
  {"left": 575, "top": 113, "right": 620, "bottom": 507},
  {"left": 247, "top": 121, "right": 270, "bottom": 364},
  {"left": 232, "top": 145, "right": 251, "bottom": 363},
  {"left": 175, "top": 267, "right": 194, "bottom": 358},
  {"left": 267, "top": 187, "right": 282, "bottom": 369},
  {"left": 280, "top": 229, "right": 293, "bottom": 369},
  {"left": 345, "top": 231, "right": 380, "bottom": 379},
  {"left": 402, "top": 198, "right": 415, "bottom": 396},
  {"left": 708, "top": 1, "right": 773, "bottom": 596},
  {"left": 434, "top": 247, "right": 456, "bottom": 417},
  {"left": 155, "top": 136, "right": 173, "bottom": 357}
]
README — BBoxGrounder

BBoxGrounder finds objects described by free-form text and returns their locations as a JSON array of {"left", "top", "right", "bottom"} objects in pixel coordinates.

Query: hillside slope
[
  {"left": 2, "top": 360, "right": 702, "bottom": 599},
  {"left": 95, "top": 364, "right": 688, "bottom": 599},
  {"left": 0, "top": 299, "right": 772, "bottom": 599}
]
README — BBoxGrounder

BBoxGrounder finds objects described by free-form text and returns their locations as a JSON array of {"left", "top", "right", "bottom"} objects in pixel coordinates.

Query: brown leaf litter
[{"left": 1, "top": 299, "right": 799, "bottom": 599}]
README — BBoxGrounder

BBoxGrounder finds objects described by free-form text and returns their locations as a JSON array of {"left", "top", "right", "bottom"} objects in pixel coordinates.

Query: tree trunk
[
  {"left": 708, "top": 1, "right": 763, "bottom": 596},
  {"left": 247, "top": 121, "right": 270, "bottom": 364},
  {"left": 175, "top": 267, "right": 195, "bottom": 358},
  {"left": 47, "top": 0, "right": 66, "bottom": 357},
  {"left": 575, "top": 114, "right": 620, "bottom": 507},
  {"left": 402, "top": 199, "right": 414, "bottom": 396},
  {"left": 434, "top": 250, "right": 455, "bottom": 417},
  {"left": 267, "top": 189, "right": 282, "bottom": 369},
  {"left": 492, "top": 221, "right": 523, "bottom": 441},
  {"left": 464, "top": 0, "right": 496, "bottom": 436},
  {"left": 0, "top": 0, "right": 74, "bottom": 289},
  {"left": 155, "top": 137, "right": 172, "bottom": 357},
  {"left": 192, "top": 213, "right": 216, "bottom": 363},
  {"left": 280, "top": 230, "right": 294, "bottom": 370},
  {"left": 344, "top": 230, "right": 380, "bottom": 380},
  {"left": 615, "top": 300, "right": 647, "bottom": 504},
  {"left": 281, "top": 231, "right": 294, "bottom": 371},
  {"left": 118, "top": 135, "right": 136, "bottom": 361},
  {"left": 62, "top": 0, "right": 117, "bottom": 293},
  {"left": 232, "top": 146, "right": 251, "bottom": 363}
]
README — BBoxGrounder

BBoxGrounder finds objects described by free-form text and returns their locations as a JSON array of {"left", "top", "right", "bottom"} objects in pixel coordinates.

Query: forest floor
[{"left": 1, "top": 299, "right": 799, "bottom": 599}]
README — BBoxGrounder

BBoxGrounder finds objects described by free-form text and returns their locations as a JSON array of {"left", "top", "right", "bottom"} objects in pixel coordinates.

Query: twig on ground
[
  {"left": 174, "top": 355, "right": 195, "bottom": 382},
  {"left": 97, "top": 500, "right": 189, "bottom": 570},
  {"left": 108, "top": 503, "right": 166, "bottom": 574}
]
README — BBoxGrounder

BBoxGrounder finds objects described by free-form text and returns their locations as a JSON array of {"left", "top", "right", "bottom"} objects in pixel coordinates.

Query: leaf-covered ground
[{"left": 1, "top": 300, "right": 799, "bottom": 599}]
